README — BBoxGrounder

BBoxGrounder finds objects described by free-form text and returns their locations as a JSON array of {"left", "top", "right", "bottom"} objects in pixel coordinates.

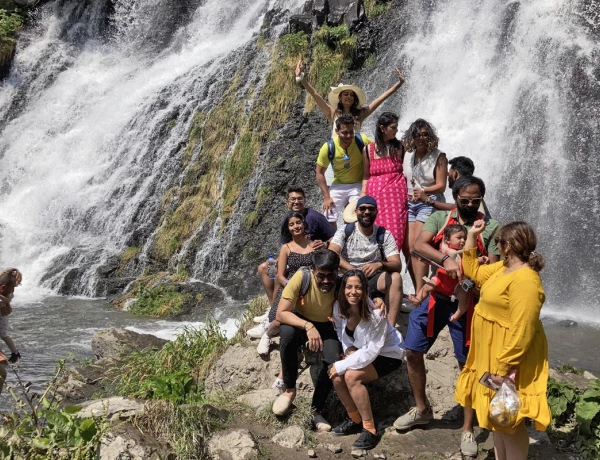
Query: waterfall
[
  {"left": 0, "top": 0, "right": 303, "bottom": 296},
  {"left": 359, "top": 0, "right": 600, "bottom": 323},
  {"left": 1, "top": 0, "right": 599, "bottom": 324}
]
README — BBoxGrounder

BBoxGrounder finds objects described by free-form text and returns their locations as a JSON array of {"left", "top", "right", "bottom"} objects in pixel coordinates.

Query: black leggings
[{"left": 279, "top": 314, "right": 342, "bottom": 412}]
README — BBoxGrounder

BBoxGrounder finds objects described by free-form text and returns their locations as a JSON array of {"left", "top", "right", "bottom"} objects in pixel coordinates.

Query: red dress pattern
[{"left": 365, "top": 143, "right": 408, "bottom": 246}]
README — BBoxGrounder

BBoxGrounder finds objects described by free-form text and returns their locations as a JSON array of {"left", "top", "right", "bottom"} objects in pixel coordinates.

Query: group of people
[{"left": 249, "top": 68, "right": 551, "bottom": 459}]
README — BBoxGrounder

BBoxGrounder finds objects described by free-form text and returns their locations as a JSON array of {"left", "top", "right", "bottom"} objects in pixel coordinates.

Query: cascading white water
[
  {"left": 0, "top": 0, "right": 303, "bottom": 296},
  {"left": 361, "top": 0, "right": 600, "bottom": 324}
]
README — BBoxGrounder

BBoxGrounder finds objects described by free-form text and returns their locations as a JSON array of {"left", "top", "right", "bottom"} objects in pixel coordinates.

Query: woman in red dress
[{"left": 361, "top": 112, "right": 408, "bottom": 247}]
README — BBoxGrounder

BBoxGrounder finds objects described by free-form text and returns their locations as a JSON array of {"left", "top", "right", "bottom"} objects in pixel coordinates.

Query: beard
[{"left": 458, "top": 205, "right": 479, "bottom": 220}]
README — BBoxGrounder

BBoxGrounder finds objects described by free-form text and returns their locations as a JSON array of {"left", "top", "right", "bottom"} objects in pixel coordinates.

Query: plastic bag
[{"left": 489, "top": 379, "right": 522, "bottom": 426}]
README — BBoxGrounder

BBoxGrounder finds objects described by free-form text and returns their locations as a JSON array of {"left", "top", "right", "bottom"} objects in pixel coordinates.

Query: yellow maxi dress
[{"left": 454, "top": 248, "right": 551, "bottom": 433}]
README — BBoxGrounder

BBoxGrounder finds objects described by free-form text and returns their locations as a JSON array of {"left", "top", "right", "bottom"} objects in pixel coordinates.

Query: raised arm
[
  {"left": 463, "top": 220, "right": 503, "bottom": 285},
  {"left": 361, "top": 68, "right": 405, "bottom": 119},
  {"left": 296, "top": 60, "right": 335, "bottom": 122}
]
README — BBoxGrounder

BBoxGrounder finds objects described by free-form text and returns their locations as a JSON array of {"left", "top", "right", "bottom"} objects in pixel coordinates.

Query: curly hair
[
  {"left": 0, "top": 268, "right": 22, "bottom": 288},
  {"left": 401, "top": 118, "right": 439, "bottom": 153}
]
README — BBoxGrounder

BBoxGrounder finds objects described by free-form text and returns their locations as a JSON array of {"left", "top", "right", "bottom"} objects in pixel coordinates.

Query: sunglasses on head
[
  {"left": 314, "top": 271, "right": 337, "bottom": 282},
  {"left": 357, "top": 205, "right": 377, "bottom": 213},
  {"left": 457, "top": 196, "right": 483, "bottom": 206}
]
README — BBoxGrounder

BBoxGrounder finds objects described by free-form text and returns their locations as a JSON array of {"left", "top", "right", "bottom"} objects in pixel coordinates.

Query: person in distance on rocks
[
  {"left": 329, "top": 269, "right": 405, "bottom": 450},
  {"left": 329, "top": 196, "right": 403, "bottom": 327},
  {"left": 255, "top": 187, "right": 335, "bottom": 310},
  {"left": 394, "top": 176, "right": 500, "bottom": 458},
  {"left": 0, "top": 268, "right": 23, "bottom": 394}
]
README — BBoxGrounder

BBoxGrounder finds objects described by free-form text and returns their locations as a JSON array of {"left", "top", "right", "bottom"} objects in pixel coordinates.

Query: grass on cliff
[
  {"left": 0, "top": 8, "right": 24, "bottom": 63},
  {"left": 129, "top": 284, "right": 192, "bottom": 318}
]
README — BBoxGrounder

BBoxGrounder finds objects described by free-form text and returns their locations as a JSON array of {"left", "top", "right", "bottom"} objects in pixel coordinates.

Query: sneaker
[
  {"left": 393, "top": 406, "right": 432, "bottom": 430},
  {"left": 352, "top": 429, "right": 380, "bottom": 450},
  {"left": 460, "top": 430, "right": 478, "bottom": 457},
  {"left": 271, "top": 378, "right": 286, "bottom": 394},
  {"left": 272, "top": 393, "right": 294, "bottom": 416},
  {"left": 312, "top": 412, "right": 331, "bottom": 432},
  {"left": 332, "top": 418, "right": 363, "bottom": 436},
  {"left": 8, "top": 350, "right": 21, "bottom": 364},
  {"left": 247, "top": 320, "right": 268, "bottom": 339},
  {"left": 256, "top": 333, "right": 272, "bottom": 355},
  {"left": 253, "top": 311, "right": 268, "bottom": 323}
]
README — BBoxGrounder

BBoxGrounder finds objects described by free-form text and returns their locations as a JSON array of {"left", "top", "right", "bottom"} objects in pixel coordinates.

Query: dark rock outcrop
[{"left": 91, "top": 328, "right": 167, "bottom": 360}]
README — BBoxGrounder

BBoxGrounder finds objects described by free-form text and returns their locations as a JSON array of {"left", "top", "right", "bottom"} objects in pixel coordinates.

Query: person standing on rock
[
  {"left": 329, "top": 270, "right": 405, "bottom": 450},
  {"left": 255, "top": 187, "right": 335, "bottom": 308},
  {"left": 394, "top": 176, "right": 500, "bottom": 458},
  {"left": 0, "top": 268, "right": 23, "bottom": 394},
  {"left": 316, "top": 114, "right": 370, "bottom": 228},
  {"left": 295, "top": 60, "right": 405, "bottom": 138}
]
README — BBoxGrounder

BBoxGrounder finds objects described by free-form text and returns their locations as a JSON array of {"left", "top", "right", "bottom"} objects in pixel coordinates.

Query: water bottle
[{"left": 267, "top": 254, "right": 276, "bottom": 280}]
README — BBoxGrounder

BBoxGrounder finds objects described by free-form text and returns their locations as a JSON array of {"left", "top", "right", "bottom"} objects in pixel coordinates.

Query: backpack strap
[
  {"left": 344, "top": 222, "right": 356, "bottom": 241},
  {"left": 327, "top": 139, "right": 335, "bottom": 164},
  {"left": 375, "top": 226, "right": 387, "bottom": 261},
  {"left": 354, "top": 133, "right": 365, "bottom": 153},
  {"left": 298, "top": 266, "right": 312, "bottom": 306}
]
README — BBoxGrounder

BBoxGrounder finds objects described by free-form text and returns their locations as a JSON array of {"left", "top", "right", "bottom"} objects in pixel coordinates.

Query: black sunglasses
[
  {"left": 314, "top": 271, "right": 337, "bottom": 282},
  {"left": 357, "top": 205, "right": 377, "bottom": 213},
  {"left": 457, "top": 196, "right": 483, "bottom": 206}
]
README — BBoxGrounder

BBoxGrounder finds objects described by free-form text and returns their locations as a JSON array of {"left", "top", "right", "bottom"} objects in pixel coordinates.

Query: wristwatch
[{"left": 426, "top": 195, "right": 436, "bottom": 205}]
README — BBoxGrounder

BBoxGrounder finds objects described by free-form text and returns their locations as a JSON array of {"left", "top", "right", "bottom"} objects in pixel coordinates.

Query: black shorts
[
  {"left": 368, "top": 272, "right": 385, "bottom": 299},
  {"left": 372, "top": 355, "right": 403, "bottom": 378}
]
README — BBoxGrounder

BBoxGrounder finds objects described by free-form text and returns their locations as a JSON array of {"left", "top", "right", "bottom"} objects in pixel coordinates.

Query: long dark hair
[
  {"left": 280, "top": 212, "right": 307, "bottom": 243},
  {"left": 375, "top": 112, "right": 403, "bottom": 162},
  {"left": 335, "top": 91, "right": 363, "bottom": 119},
  {"left": 337, "top": 270, "right": 371, "bottom": 321}
]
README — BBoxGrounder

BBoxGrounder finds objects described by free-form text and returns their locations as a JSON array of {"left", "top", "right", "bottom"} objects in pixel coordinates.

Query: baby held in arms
[{"left": 409, "top": 225, "right": 485, "bottom": 322}]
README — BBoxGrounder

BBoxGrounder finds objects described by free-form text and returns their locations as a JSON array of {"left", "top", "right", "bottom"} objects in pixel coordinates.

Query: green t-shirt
[
  {"left": 422, "top": 210, "right": 501, "bottom": 256},
  {"left": 316, "top": 134, "right": 371, "bottom": 185}
]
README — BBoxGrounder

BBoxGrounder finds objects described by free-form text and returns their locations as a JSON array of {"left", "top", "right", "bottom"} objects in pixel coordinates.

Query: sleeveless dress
[
  {"left": 268, "top": 249, "right": 314, "bottom": 322},
  {"left": 365, "top": 143, "right": 409, "bottom": 247}
]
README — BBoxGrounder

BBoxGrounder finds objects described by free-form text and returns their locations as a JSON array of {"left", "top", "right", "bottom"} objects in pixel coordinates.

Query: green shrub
[
  {"left": 116, "top": 323, "right": 228, "bottom": 404},
  {"left": 364, "top": 0, "right": 391, "bottom": 18},
  {"left": 0, "top": 9, "right": 23, "bottom": 37},
  {"left": 130, "top": 285, "right": 192, "bottom": 318}
]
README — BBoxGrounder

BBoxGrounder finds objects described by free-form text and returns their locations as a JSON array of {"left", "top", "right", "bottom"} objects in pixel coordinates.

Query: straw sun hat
[
  {"left": 327, "top": 84, "right": 367, "bottom": 107},
  {"left": 342, "top": 198, "right": 360, "bottom": 224}
]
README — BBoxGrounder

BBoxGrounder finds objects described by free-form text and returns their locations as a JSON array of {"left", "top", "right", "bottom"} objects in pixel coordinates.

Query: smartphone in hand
[{"left": 479, "top": 371, "right": 500, "bottom": 391}]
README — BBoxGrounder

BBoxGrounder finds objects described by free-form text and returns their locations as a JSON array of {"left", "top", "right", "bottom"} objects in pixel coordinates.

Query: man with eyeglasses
[
  {"left": 256, "top": 187, "right": 336, "bottom": 306},
  {"left": 273, "top": 249, "right": 342, "bottom": 429},
  {"left": 316, "top": 114, "right": 370, "bottom": 228},
  {"left": 329, "top": 196, "right": 403, "bottom": 326},
  {"left": 395, "top": 176, "right": 500, "bottom": 457}
]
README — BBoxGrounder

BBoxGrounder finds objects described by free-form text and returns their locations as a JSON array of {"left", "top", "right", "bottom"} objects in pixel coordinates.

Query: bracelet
[
  {"left": 295, "top": 73, "right": 305, "bottom": 83},
  {"left": 304, "top": 321, "right": 309, "bottom": 330},
  {"left": 306, "top": 325, "right": 315, "bottom": 332},
  {"left": 441, "top": 255, "right": 450, "bottom": 265}
]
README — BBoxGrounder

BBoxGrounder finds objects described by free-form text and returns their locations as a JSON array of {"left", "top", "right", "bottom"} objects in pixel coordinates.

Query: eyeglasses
[
  {"left": 494, "top": 237, "right": 507, "bottom": 245},
  {"left": 457, "top": 196, "right": 483, "bottom": 206},
  {"left": 287, "top": 197, "right": 305, "bottom": 202},
  {"left": 356, "top": 205, "right": 377, "bottom": 213},
  {"left": 415, "top": 132, "right": 429, "bottom": 139},
  {"left": 314, "top": 271, "right": 337, "bottom": 283},
  {"left": 338, "top": 129, "right": 355, "bottom": 136}
]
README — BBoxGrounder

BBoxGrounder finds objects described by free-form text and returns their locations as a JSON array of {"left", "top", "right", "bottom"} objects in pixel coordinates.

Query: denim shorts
[
  {"left": 407, "top": 194, "right": 445, "bottom": 223},
  {"left": 403, "top": 294, "right": 469, "bottom": 363}
]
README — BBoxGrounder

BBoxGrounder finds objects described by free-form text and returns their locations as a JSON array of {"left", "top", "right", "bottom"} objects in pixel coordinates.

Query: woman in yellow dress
[{"left": 454, "top": 221, "right": 550, "bottom": 460}]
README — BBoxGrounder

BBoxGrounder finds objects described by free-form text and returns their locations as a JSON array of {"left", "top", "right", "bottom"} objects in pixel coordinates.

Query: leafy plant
[
  {"left": 130, "top": 284, "right": 192, "bottom": 318},
  {"left": 0, "top": 359, "right": 108, "bottom": 458}
]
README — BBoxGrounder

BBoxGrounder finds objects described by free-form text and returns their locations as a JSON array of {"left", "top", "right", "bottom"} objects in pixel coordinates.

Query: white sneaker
[
  {"left": 257, "top": 333, "right": 272, "bottom": 355},
  {"left": 253, "top": 311, "right": 268, "bottom": 323},
  {"left": 247, "top": 319, "right": 269, "bottom": 339}
]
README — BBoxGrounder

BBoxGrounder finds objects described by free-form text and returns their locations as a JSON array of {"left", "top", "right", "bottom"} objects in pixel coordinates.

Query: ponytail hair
[
  {"left": 0, "top": 268, "right": 23, "bottom": 288},
  {"left": 497, "top": 222, "right": 545, "bottom": 272}
]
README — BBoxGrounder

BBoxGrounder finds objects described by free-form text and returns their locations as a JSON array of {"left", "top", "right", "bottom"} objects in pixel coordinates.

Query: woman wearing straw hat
[{"left": 295, "top": 60, "right": 405, "bottom": 137}]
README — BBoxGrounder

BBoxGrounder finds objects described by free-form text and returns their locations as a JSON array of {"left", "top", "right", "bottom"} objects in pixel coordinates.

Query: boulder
[
  {"left": 208, "top": 429, "right": 258, "bottom": 460},
  {"left": 289, "top": 14, "right": 313, "bottom": 35},
  {"left": 327, "top": 0, "right": 365, "bottom": 28},
  {"left": 99, "top": 423, "right": 172, "bottom": 460},
  {"left": 237, "top": 388, "right": 279, "bottom": 412},
  {"left": 271, "top": 425, "right": 305, "bottom": 448},
  {"left": 78, "top": 396, "right": 145, "bottom": 420},
  {"left": 91, "top": 328, "right": 167, "bottom": 360}
]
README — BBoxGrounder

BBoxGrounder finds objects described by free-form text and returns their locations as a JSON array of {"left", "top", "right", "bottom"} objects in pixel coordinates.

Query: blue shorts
[
  {"left": 403, "top": 294, "right": 469, "bottom": 363},
  {"left": 407, "top": 195, "right": 445, "bottom": 223}
]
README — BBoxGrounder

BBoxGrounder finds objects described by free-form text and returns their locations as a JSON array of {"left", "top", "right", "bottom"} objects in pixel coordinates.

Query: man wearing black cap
[{"left": 329, "top": 196, "right": 403, "bottom": 325}]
